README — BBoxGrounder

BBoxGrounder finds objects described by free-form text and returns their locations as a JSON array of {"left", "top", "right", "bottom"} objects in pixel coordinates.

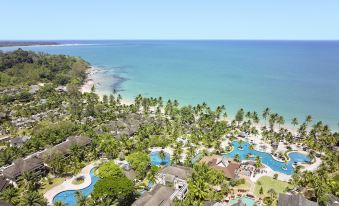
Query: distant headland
[{"left": 0, "top": 41, "right": 60, "bottom": 47}]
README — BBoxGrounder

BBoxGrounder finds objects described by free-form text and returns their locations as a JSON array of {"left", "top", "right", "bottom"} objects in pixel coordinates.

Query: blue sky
[{"left": 1, "top": 0, "right": 339, "bottom": 40}]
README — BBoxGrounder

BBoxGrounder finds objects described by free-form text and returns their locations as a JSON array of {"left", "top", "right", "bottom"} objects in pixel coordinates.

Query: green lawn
[
  {"left": 234, "top": 179, "right": 251, "bottom": 190},
  {"left": 39, "top": 177, "right": 65, "bottom": 194},
  {"left": 254, "top": 176, "right": 291, "bottom": 198}
]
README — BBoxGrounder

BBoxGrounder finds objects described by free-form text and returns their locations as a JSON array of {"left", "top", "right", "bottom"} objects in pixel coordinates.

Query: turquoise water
[
  {"left": 53, "top": 168, "right": 99, "bottom": 206},
  {"left": 224, "top": 141, "right": 310, "bottom": 175},
  {"left": 150, "top": 151, "right": 171, "bottom": 165},
  {"left": 2, "top": 40, "right": 339, "bottom": 128},
  {"left": 229, "top": 197, "right": 256, "bottom": 206}
]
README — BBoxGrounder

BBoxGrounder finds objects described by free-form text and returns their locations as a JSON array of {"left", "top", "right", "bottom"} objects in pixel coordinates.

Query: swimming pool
[
  {"left": 229, "top": 197, "right": 255, "bottom": 206},
  {"left": 224, "top": 141, "right": 310, "bottom": 175},
  {"left": 53, "top": 168, "right": 99, "bottom": 206},
  {"left": 150, "top": 151, "right": 171, "bottom": 165}
]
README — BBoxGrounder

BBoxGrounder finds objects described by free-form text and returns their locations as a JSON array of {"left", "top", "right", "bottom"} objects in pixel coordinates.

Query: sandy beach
[{"left": 81, "top": 66, "right": 134, "bottom": 105}]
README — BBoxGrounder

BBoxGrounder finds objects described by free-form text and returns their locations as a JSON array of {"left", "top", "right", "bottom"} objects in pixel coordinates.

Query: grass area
[
  {"left": 254, "top": 176, "right": 291, "bottom": 198},
  {"left": 72, "top": 177, "right": 85, "bottom": 185},
  {"left": 39, "top": 177, "right": 64, "bottom": 194},
  {"left": 234, "top": 179, "right": 251, "bottom": 190}
]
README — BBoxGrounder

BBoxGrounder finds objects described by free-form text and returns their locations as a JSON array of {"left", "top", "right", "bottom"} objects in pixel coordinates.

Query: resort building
[
  {"left": 155, "top": 165, "right": 192, "bottom": 200},
  {"left": 0, "top": 200, "right": 14, "bottom": 206},
  {"left": 132, "top": 184, "right": 175, "bottom": 206},
  {"left": 9, "top": 136, "right": 31, "bottom": 147},
  {"left": 0, "top": 176, "right": 10, "bottom": 193},
  {"left": 200, "top": 155, "right": 240, "bottom": 179},
  {"left": 40, "top": 135, "right": 91, "bottom": 159},
  {"left": 132, "top": 165, "right": 191, "bottom": 206},
  {"left": 278, "top": 193, "right": 318, "bottom": 206},
  {"left": 326, "top": 195, "right": 339, "bottom": 206},
  {"left": 2, "top": 155, "right": 45, "bottom": 182}
]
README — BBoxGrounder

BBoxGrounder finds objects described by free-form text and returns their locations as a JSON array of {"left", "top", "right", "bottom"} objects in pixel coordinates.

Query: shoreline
[
  {"left": 80, "top": 66, "right": 337, "bottom": 131},
  {"left": 81, "top": 66, "right": 134, "bottom": 105}
]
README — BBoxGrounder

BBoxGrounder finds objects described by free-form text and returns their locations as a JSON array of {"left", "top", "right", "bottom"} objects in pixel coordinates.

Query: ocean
[{"left": 2, "top": 40, "right": 339, "bottom": 129}]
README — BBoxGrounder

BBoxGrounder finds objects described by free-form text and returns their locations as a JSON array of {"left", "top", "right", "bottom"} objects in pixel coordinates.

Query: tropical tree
[
  {"left": 75, "top": 191, "right": 87, "bottom": 206},
  {"left": 19, "top": 191, "right": 47, "bottom": 206},
  {"left": 92, "top": 176, "right": 134, "bottom": 205},
  {"left": 267, "top": 188, "right": 277, "bottom": 199},
  {"left": 146, "top": 165, "right": 159, "bottom": 184},
  {"left": 126, "top": 152, "right": 150, "bottom": 178},
  {"left": 234, "top": 154, "right": 240, "bottom": 162},
  {"left": 291, "top": 117, "right": 299, "bottom": 127},
  {"left": 259, "top": 186, "right": 264, "bottom": 195},
  {"left": 262, "top": 108, "right": 270, "bottom": 125},
  {"left": 305, "top": 115, "right": 313, "bottom": 125},
  {"left": 97, "top": 161, "right": 124, "bottom": 179},
  {"left": 235, "top": 108, "right": 244, "bottom": 127},
  {"left": 0, "top": 186, "right": 19, "bottom": 205},
  {"left": 0, "top": 149, "right": 13, "bottom": 166},
  {"left": 19, "top": 171, "right": 38, "bottom": 191},
  {"left": 255, "top": 156, "right": 262, "bottom": 168},
  {"left": 158, "top": 150, "right": 166, "bottom": 161},
  {"left": 53, "top": 201, "right": 67, "bottom": 206}
]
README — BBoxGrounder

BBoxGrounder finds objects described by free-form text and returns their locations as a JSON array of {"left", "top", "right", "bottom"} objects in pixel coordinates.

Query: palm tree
[
  {"left": 19, "top": 191, "right": 47, "bottom": 206},
  {"left": 235, "top": 108, "right": 244, "bottom": 127},
  {"left": 54, "top": 201, "right": 68, "bottom": 206},
  {"left": 0, "top": 186, "right": 19, "bottom": 205},
  {"left": 234, "top": 154, "right": 240, "bottom": 162},
  {"left": 291, "top": 117, "right": 299, "bottom": 127},
  {"left": 158, "top": 150, "right": 166, "bottom": 161},
  {"left": 0, "top": 149, "right": 12, "bottom": 166},
  {"left": 255, "top": 156, "right": 262, "bottom": 168},
  {"left": 147, "top": 165, "right": 159, "bottom": 184},
  {"left": 277, "top": 116, "right": 285, "bottom": 129},
  {"left": 262, "top": 108, "right": 270, "bottom": 126},
  {"left": 20, "top": 171, "right": 38, "bottom": 191},
  {"left": 75, "top": 191, "right": 87, "bottom": 206},
  {"left": 267, "top": 188, "right": 277, "bottom": 199},
  {"left": 305, "top": 115, "right": 313, "bottom": 126},
  {"left": 238, "top": 139, "right": 244, "bottom": 149}
]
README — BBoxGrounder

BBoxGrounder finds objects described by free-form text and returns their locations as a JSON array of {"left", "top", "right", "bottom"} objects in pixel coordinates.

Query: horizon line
[{"left": 1, "top": 39, "right": 339, "bottom": 41}]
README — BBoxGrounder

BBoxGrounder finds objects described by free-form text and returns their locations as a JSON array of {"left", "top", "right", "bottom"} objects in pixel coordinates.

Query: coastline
[{"left": 81, "top": 66, "right": 134, "bottom": 105}]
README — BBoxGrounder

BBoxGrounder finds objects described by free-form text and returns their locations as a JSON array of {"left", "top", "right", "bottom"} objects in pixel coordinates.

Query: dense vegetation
[{"left": 0, "top": 49, "right": 88, "bottom": 86}]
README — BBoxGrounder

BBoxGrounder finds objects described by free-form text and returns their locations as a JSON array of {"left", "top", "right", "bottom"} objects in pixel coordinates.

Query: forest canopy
[{"left": 0, "top": 49, "right": 89, "bottom": 86}]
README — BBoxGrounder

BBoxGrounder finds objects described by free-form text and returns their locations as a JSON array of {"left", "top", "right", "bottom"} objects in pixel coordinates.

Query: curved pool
[
  {"left": 53, "top": 168, "right": 99, "bottom": 206},
  {"left": 150, "top": 151, "right": 171, "bottom": 165},
  {"left": 229, "top": 197, "right": 255, "bottom": 206},
  {"left": 224, "top": 141, "right": 310, "bottom": 175}
]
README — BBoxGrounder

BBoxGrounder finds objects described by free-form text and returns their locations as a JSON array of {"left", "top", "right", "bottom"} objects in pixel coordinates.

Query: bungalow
[
  {"left": 132, "top": 166, "right": 191, "bottom": 206},
  {"left": 0, "top": 200, "right": 14, "bottom": 206},
  {"left": 29, "top": 85, "right": 40, "bottom": 95},
  {"left": 132, "top": 184, "right": 175, "bottom": 206},
  {"left": 41, "top": 136, "right": 91, "bottom": 159},
  {"left": 0, "top": 176, "right": 10, "bottom": 192},
  {"left": 278, "top": 193, "right": 318, "bottom": 206},
  {"left": 326, "top": 194, "right": 339, "bottom": 206},
  {"left": 2, "top": 155, "right": 45, "bottom": 182},
  {"left": 200, "top": 155, "right": 240, "bottom": 179},
  {"left": 156, "top": 165, "right": 192, "bottom": 200},
  {"left": 0, "top": 136, "right": 11, "bottom": 142},
  {"left": 10, "top": 136, "right": 31, "bottom": 147},
  {"left": 55, "top": 86, "right": 68, "bottom": 92}
]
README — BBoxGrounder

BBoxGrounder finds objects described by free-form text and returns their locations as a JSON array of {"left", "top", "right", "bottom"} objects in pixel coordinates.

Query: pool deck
[{"left": 44, "top": 163, "right": 95, "bottom": 205}]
